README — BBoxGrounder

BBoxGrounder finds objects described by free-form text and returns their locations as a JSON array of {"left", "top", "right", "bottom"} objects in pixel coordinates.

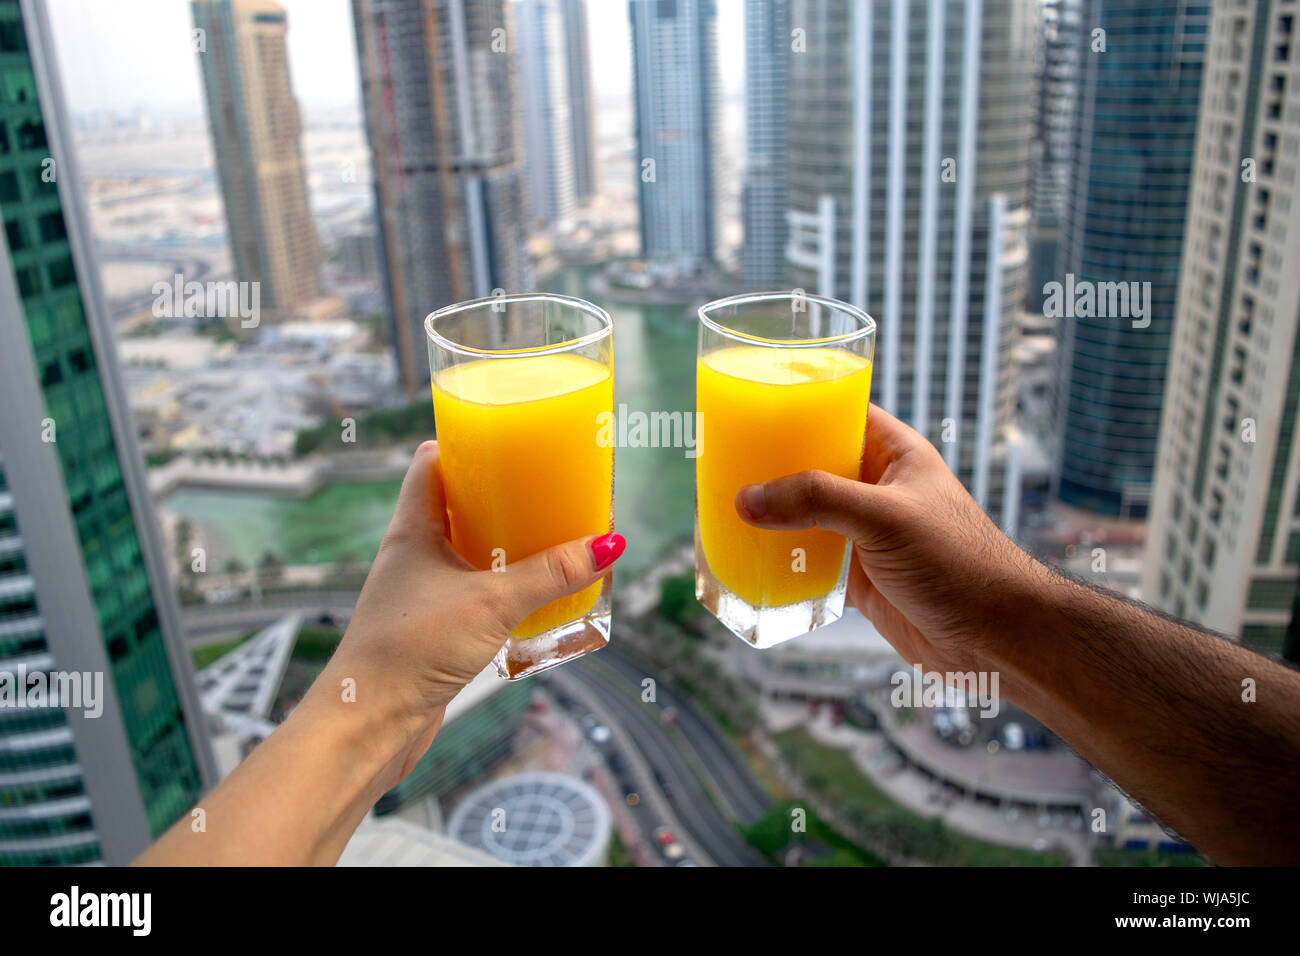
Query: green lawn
[
  {"left": 741, "top": 800, "right": 886, "bottom": 867},
  {"left": 292, "top": 626, "right": 343, "bottom": 660},
  {"left": 191, "top": 633, "right": 254, "bottom": 670},
  {"left": 191, "top": 625, "right": 340, "bottom": 673},
  {"left": 1095, "top": 846, "right": 1206, "bottom": 867},
  {"left": 774, "top": 729, "right": 1069, "bottom": 867}
]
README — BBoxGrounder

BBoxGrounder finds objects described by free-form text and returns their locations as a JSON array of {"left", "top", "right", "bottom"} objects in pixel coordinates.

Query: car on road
[
  {"left": 606, "top": 752, "right": 627, "bottom": 775},
  {"left": 654, "top": 827, "right": 685, "bottom": 861},
  {"left": 653, "top": 769, "right": 673, "bottom": 799}
]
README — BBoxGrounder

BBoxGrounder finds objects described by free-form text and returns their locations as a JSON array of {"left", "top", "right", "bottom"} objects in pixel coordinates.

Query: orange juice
[
  {"left": 696, "top": 346, "right": 872, "bottom": 607},
  {"left": 432, "top": 353, "right": 613, "bottom": 637}
]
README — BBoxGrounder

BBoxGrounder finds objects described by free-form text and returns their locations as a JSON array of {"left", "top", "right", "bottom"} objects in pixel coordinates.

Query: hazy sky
[{"left": 47, "top": 0, "right": 744, "bottom": 118}]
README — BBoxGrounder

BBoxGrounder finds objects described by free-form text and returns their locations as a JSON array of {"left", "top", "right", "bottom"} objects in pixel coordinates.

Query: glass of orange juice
[
  {"left": 695, "top": 292, "right": 875, "bottom": 648},
  {"left": 426, "top": 293, "right": 614, "bottom": 679}
]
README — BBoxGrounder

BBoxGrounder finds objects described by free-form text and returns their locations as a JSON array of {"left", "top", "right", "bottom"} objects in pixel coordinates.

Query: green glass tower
[{"left": 0, "top": 0, "right": 214, "bottom": 865}]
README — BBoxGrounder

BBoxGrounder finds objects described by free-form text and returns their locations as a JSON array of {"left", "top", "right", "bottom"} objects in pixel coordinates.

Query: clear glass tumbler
[
  {"left": 426, "top": 293, "right": 614, "bottom": 679},
  {"left": 695, "top": 291, "right": 875, "bottom": 648}
]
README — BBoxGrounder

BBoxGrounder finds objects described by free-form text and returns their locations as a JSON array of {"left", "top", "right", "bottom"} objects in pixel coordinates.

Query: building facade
[
  {"left": 353, "top": 0, "right": 533, "bottom": 397},
  {"left": 1142, "top": 0, "right": 1300, "bottom": 655},
  {"left": 1028, "top": 0, "right": 1082, "bottom": 312},
  {"left": 192, "top": 0, "right": 322, "bottom": 322},
  {"left": 740, "top": 0, "right": 789, "bottom": 288},
  {"left": 629, "top": 0, "right": 720, "bottom": 266},
  {"left": 784, "top": 0, "right": 1036, "bottom": 530},
  {"left": 1052, "top": 0, "right": 1210, "bottom": 518},
  {"left": 560, "top": 0, "right": 596, "bottom": 203},
  {"left": 515, "top": 0, "right": 575, "bottom": 229},
  {"left": 0, "top": 0, "right": 215, "bottom": 865}
]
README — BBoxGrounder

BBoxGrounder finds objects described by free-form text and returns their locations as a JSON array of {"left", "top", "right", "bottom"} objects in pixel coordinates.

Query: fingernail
[
  {"left": 590, "top": 532, "right": 626, "bottom": 571},
  {"left": 740, "top": 484, "right": 767, "bottom": 519}
]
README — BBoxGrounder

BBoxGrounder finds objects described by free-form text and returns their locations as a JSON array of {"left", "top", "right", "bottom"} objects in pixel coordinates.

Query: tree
[
  {"left": 658, "top": 572, "right": 698, "bottom": 629},
  {"left": 257, "top": 551, "right": 285, "bottom": 586}
]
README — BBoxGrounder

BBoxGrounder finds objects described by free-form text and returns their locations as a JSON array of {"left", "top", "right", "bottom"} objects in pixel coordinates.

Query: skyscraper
[
  {"left": 629, "top": 0, "right": 720, "bottom": 266},
  {"left": 1028, "top": 0, "right": 1082, "bottom": 312},
  {"left": 192, "top": 0, "right": 322, "bottom": 322},
  {"left": 1052, "top": 0, "right": 1210, "bottom": 518},
  {"left": 1141, "top": 0, "right": 1300, "bottom": 655},
  {"left": 515, "top": 0, "right": 575, "bottom": 229},
  {"left": 353, "top": 0, "right": 533, "bottom": 397},
  {"left": 0, "top": 0, "right": 215, "bottom": 865},
  {"left": 741, "top": 0, "right": 789, "bottom": 288},
  {"left": 560, "top": 0, "right": 597, "bottom": 203},
  {"left": 784, "top": 0, "right": 1037, "bottom": 529}
]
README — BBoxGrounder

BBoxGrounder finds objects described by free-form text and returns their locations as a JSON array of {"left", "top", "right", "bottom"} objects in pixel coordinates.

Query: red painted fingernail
[{"left": 590, "top": 532, "right": 626, "bottom": 571}]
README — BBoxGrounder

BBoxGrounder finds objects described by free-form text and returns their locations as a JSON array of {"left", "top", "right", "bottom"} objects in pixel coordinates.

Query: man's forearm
[{"left": 987, "top": 561, "right": 1300, "bottom": 865}]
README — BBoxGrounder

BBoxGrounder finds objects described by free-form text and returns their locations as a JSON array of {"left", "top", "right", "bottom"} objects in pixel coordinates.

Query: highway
[{"left": 565, "top": 646, "right": 771, "bottom": 866}]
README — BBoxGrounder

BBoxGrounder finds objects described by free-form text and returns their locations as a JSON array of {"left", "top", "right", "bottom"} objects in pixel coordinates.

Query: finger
[
  {"left": 390, "top": 440, "right": 448, "bottom": 539},
  {"left": 493, "top": 532, "right": 626, "bottom": 621},
  {"left": 860, "top": 403, "right": 933, "bottom": 484},
  {"left": 735, "top": 469, "right": 898, "bottom": 547}
]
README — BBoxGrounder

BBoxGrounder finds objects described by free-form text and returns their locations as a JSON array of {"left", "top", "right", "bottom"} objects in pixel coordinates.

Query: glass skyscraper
[
  {"left": 630, "top": 0, "right": 720, "bottom": 266},
  {"left": 0, "top": 0, "right": 213, "bottom": 865},
  {"left": 1052, "top": 0, "right": 1210, "bottom": 518},
  {"left": 783, "top": 0, "right": 1037, "bottom": 532},
  {"left": 740, "top": 0, "right": 789, "bottom": 288}
]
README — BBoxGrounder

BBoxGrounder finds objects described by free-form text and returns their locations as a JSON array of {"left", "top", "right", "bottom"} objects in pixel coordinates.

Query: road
[
  {"left": 182, "top": 590, "right": 358, "bottom": 638},
  {"left": 566, "top": 646, "right": 770, "bottom": 866}
]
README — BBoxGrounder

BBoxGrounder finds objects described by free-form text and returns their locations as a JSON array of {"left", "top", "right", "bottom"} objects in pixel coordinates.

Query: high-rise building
[
  {"left": 0, "top": 0, "right": 215, "bottom": 865},
  {"left": 353, "top": 0, "right": 533, "bottom": 397},
  {"left": 1141, "top": 1, "right": 1300, "bottom": 656},
  {"left": 784, "top": 0, "right": 1037, "bottom": 530},
  {"left": 629, "top": 0, "right": 720, "bottom": 266},
  {"left": 1052, "top": 0, "right": 1210, "bottom": 518},
  {"left": 515, "top": 0, "right": 575, "bottom": 229},
  {"left": 741, "top": 0, "right": 789, "bottom": 288},
  {"left": 559, "top": 0, "right": 597, "bottom": 203},
  {"left": 1028, "top": 0, "right": 1082, "bottom": 312},
  {"left": 192, "top": 0, "right": 322, "bottom": 322}
]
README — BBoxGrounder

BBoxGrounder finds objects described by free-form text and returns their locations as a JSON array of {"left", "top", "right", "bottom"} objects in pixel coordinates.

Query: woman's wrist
[{"left": 284, "top": 666, "right": 432, "bottom": 860}]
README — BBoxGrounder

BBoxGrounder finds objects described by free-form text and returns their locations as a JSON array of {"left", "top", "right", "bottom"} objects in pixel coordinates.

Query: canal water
[{"left": 162, "top": 265, "right": 700, "bottom": 579}]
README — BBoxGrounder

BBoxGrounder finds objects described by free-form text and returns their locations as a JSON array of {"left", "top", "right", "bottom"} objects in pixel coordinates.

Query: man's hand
[
  {"left": 735, "top": 404, "right": 1042, "bottom": 684},
  {"left": 734, "top": 404, "right": 1300, "bottom": 865}
]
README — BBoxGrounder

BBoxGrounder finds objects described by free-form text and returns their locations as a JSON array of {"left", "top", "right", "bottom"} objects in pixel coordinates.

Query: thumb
[
  {"left": 735, "top": 471, "right": 897, "bottom": 548},
  {"left": 496, "top": 532, "right": 626, "bottom": 621}
]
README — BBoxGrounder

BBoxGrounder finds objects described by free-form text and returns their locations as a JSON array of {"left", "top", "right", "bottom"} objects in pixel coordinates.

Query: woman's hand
[
  {"left": 137, "top": 440, "right": 624, "bottom": 865},
  {"left": 305, "top": 439, "right": 625, "bottom": 790}
]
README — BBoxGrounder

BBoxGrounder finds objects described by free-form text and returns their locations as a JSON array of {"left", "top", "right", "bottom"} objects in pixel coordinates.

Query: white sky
[{"left": 46, "top": 0, "right": 744, "bottom": 117}]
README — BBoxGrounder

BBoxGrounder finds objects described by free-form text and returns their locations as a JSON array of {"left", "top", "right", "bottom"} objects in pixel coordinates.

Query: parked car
[{"left": 654, "top": 827, "right": 685, "bottom": 860}]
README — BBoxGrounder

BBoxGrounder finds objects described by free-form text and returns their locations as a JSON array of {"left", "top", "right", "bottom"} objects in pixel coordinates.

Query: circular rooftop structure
[{"left": 446, "top": 772, "right": 611, "bottom": 867}]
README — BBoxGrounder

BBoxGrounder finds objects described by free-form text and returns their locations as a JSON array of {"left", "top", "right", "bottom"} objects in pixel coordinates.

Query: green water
[
  {"left": 161, "top": 266, "right": 700, "bottom": 577},
  {"left": 165, "top": 479, "right": 404, "bottom": 569}
]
